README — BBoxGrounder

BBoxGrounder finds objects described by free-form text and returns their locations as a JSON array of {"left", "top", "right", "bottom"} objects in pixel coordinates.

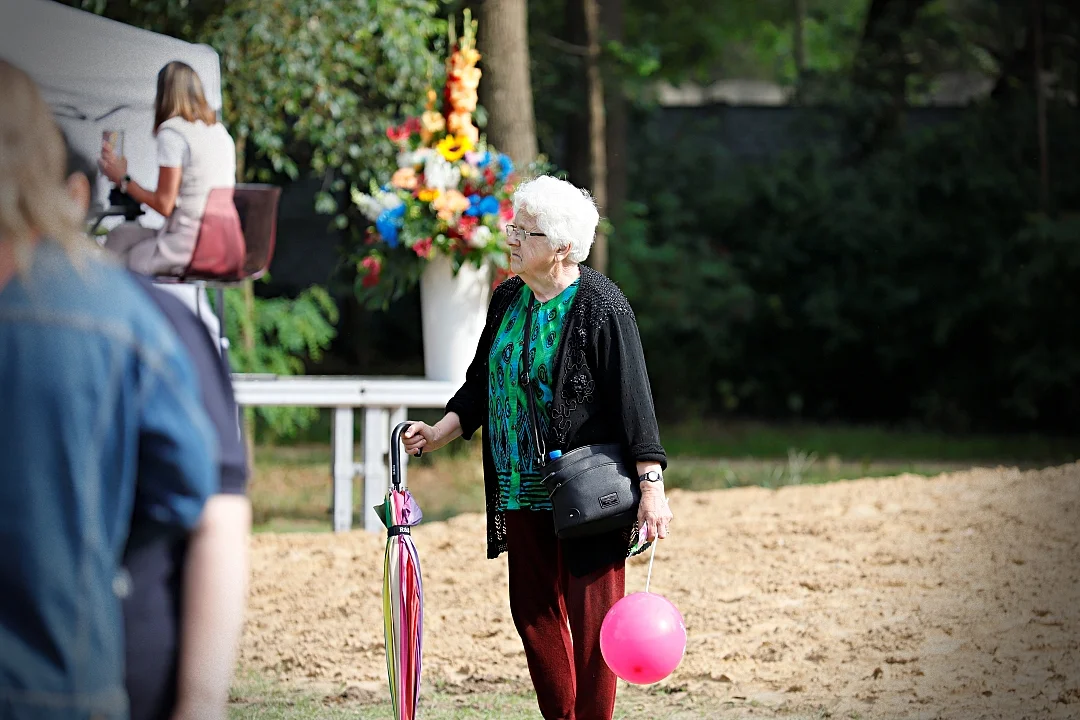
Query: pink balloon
[{"left": 600, "top": 592, "right": 687, "bottom": 685}]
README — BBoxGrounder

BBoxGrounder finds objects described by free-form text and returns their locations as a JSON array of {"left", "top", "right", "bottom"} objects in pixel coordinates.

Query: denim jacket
[{"left": 0, "top": 242, "right": 217, "bottom": 719}]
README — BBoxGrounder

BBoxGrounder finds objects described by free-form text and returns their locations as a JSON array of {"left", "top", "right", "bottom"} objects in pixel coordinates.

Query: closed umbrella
[{"left": 375, "top": 421, "right": 425, "bottom": 719}]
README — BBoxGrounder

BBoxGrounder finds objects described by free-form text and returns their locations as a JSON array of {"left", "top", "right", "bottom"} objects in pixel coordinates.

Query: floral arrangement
[{"left": 351, "top": 11, "right": 522, "bottom": 307}]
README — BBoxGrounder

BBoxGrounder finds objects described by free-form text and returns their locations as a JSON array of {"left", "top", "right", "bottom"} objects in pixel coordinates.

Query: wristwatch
[{"left": 638, "top": 470, "right": 663, "bottom": 483}]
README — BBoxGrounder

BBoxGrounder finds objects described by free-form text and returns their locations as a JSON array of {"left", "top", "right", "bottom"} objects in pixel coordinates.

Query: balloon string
[{"left": 644, "top": 534, "right": 659, "bottom": 593}]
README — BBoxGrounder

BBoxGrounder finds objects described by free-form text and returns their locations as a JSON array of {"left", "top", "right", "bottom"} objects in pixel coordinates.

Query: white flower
[
  {"left": 424, "top": 153, "right": 461, "bottom": 192},
  {"left": 398, "top": 148, "right": 434, "bottom": 168},
  {"left": 469, "top": 225, "right": 493, "bottom": 248},
  {"left": 378, "top": 189, "right": 403, "bottom": 210},
  {"left": 351, "top": 187, "right": 403, "bottom": 222}
]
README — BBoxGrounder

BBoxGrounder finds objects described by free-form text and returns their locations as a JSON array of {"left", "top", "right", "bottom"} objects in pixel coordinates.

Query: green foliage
[
  {"left": 222, "top": 284, "right": 339, "bottom": 439},
  {"left": 63, "top": 0, "right": 222, "bottom": 38},
  {"left": 620, "top": 0, "right": 868, "bottom": 85},
  {"left": 619, "top": 101, "right": 1080, "bottom": 433},
  {"left": 203, "top": 0, "right": 448, "bottom": 223}
]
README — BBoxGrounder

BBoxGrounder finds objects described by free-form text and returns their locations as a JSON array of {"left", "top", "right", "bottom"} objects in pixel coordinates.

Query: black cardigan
[{"left": 446, "top": 265, "right": 667, "bottom": 576}]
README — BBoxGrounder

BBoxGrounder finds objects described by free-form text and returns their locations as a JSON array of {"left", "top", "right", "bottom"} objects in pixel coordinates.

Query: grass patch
[
  {"left": 661, "top": 455, "right": 966, "bottom": 492},
  {"left": 660, "top": 419, "right": 1079, "bottom": 463},
  {"left": 248, "top": 421, "right": 1077, "bottom": 533},
  {"left": 250, "top": 444, "right": 484, "bottom": 533}
]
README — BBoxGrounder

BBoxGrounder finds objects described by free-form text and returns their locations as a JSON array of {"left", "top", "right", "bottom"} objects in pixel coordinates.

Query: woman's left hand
[
  {"left": 637, "top": 484, "right": 673, "bottom": 541},
  {"left": 98, "top": 142, "right": 127, "bottom": 184}
]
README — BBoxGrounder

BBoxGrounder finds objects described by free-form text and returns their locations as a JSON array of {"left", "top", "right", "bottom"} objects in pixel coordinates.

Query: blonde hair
[
  {"left": 0, "top": 60, "right": 87, "bottom": 266},
  {"left": 153, "top": 61, "right": 216, "bottom": 134}
]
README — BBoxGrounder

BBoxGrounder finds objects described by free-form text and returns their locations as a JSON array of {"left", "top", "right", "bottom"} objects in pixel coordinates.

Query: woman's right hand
[{"left": 98, "top": 141, "right": 127, "bottom": 185}]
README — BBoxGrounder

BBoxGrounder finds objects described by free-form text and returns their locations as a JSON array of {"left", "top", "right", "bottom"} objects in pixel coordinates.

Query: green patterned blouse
[{"left": 487, "top": 280, "right": 580, "bottom": 511}]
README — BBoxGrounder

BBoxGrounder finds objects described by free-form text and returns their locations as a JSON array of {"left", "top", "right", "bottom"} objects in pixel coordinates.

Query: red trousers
[{"left": 505, "top": 510, "right": 626, "bottom": 720}]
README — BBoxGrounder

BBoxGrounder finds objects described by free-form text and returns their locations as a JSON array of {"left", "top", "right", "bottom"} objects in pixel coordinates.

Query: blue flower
[
  {"left": 376, "top": 204, "right": 406, "bottom": 247},
  {"left": 465, "top": 194, "right": 501, "bottom": 217},
  {"left": 478, "top": 195, "right": 500, "bottom": 216},
  {"left": 496, "top": 154, "right": 514, "bottom": 181}
]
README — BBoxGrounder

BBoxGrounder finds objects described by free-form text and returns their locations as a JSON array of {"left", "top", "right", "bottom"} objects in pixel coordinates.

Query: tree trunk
[
  {"left": 850, "top": 0, "right": 931, "bottom": 154},
  {"left": 852, "top": 0, "right": 931, "bottom": 93},
  {"left": 793, "top": 0, "right": 807, "bottom": 81},
  {"left": 601, "top": 0, "right": 628, "bottom": 249},
  {"left": 1032, "top": 0, "right": 1049, "bottom": 212},
  {"left": 563, "top": 0, "right": 591, "bottom": 188},
  {"left": 583, "top": 0, "right": 608, "bottom": 274},
  {"left": 474, "top": 0, "right": 538, "bottom": 169}
]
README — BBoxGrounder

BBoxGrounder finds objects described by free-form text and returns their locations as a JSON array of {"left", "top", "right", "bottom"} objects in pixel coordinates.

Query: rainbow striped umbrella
[{"left": 378, "top": 422, "right": 425, "bottom": 719}]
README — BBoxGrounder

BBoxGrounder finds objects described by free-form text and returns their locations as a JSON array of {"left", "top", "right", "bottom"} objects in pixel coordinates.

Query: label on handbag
[{"left": 599, "top": 492, "right": 619, "bottom": 509}]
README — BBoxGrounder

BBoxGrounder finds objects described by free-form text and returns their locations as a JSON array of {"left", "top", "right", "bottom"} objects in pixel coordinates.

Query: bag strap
[{"left": 519, "top": 295, "right": 548, "bottom": 468}]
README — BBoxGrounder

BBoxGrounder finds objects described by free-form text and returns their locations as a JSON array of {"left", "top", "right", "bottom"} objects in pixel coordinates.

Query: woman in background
[{"left": 99, "top": 61, "right": 236, "bottom": 277}]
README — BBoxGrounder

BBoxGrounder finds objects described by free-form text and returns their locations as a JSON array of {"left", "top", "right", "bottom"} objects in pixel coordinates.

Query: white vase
[{"left": 419, "top": 253, "right": 491, "bottom": 385}]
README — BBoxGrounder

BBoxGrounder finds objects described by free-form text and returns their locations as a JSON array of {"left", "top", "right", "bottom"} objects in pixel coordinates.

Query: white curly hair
[{"left": 511, "top": 175, "right": 599, "bottom": 264}]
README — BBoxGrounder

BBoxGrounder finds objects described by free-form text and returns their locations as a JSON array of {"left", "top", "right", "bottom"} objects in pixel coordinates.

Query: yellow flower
[
  {"left": 436, "top": 134, "right": 474, "bottom": 162},
  {"left": 417, "top": 188, "right": 441, "bottom": 203}
]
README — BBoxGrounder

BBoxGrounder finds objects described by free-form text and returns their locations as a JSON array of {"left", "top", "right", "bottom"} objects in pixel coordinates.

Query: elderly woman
[{"left": 402, "top": 175, "right": 674, "bottom": 720}]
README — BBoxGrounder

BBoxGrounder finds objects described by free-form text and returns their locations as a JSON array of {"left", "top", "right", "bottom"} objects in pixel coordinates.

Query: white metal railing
[{"left": 232, "top": 374, "right": 458, "bottom": 532}]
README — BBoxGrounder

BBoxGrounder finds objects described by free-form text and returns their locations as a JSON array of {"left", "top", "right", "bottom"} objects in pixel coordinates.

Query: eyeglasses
[{"left": 505, "top": 224, "right": 546, "bottom": 242}]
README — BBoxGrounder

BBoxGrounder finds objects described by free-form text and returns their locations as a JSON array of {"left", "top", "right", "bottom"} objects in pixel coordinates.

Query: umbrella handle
[{"left": 390, "top": 421, "right": 417, "bottom": 489}]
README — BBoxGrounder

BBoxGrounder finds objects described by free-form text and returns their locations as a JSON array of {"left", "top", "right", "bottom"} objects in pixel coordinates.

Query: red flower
[
  {"left": 483, "top": 167, "right": 497, "bottom": 185},
  {"left": 456, "top": 215, "right": 479, "bottom": 240},
  {"left": 386, "top": 116, "right": 422, "bottom": 143},
  {"left": 499, "top": 200, "right": 514, "bottom": 221},
  {"left": 412, "top": 237, "right": 434, "bottom": 259},
  {"left": 360, "top": 255, "right": 382, "bottom": 288}
]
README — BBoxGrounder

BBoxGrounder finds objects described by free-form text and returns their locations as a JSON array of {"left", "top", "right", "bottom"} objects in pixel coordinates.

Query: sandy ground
[{"left": 239, "top": 463, "right": 1080, "bottom": 719}]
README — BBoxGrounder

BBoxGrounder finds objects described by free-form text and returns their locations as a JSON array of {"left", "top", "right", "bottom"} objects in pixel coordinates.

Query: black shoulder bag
[{"left": 519, "top": 295, "right": 640, "bottom": 539}]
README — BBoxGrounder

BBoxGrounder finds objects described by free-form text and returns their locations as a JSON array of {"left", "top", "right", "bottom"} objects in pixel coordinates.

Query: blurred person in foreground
[
  {"left": 401, "top": 175, "right": 674, "bottom": 720},
  {"left": 0, "top": 60, "right": 216, "bottom": 719},
  {"left": 66, "top": 143, "right": 251, "bottom": 720}
]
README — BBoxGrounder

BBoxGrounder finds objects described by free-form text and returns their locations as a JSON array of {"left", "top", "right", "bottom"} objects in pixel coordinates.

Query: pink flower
[{"left": 412, "top": 237, "right": 434, "bottom": 259}]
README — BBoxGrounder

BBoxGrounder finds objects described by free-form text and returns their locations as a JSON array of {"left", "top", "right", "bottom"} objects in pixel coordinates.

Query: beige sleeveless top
[{"left": 150, "top": 117, "right": 237, "bottom": 274}]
